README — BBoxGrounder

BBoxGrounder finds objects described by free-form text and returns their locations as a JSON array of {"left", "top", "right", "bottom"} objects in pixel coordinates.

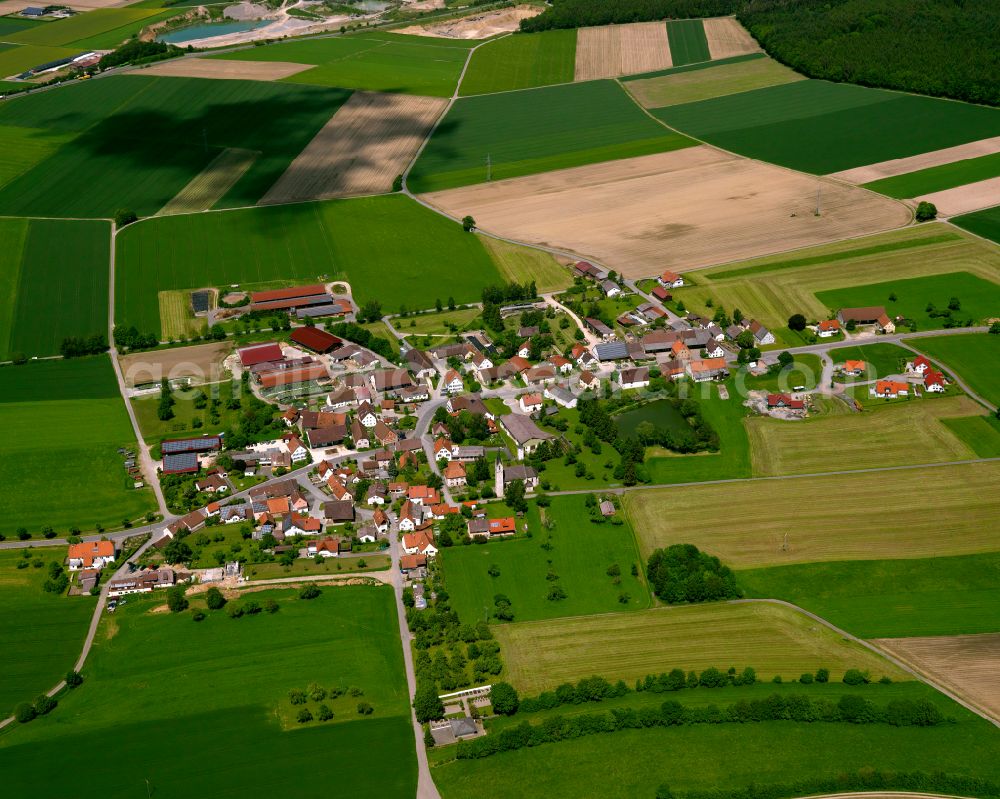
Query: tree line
[
  {"left": 520, "top": 0, "right": 738, "bottom": 32},
  {"left": 738, "top": 0, "right": 1000, "bottom": 106},
  {"left": 456, "top": 692, "right": 949, "bottom": 759}
]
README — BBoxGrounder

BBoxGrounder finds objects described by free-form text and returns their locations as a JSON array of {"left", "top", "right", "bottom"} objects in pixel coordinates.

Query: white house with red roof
[
  {"left": 402, "top": 530, "right": 437, "bottom": 558},
  {"left": 68, "top": 540, "right": 116, "bottom": 571},
  {"left": 658, "top": 270, "right": 685, "bottom": 288}
]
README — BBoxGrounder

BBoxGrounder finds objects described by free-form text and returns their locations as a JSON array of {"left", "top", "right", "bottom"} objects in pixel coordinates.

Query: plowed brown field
[
  {"left": 575, "top": 22, "right": 671, "bottom": 81},
  {"left": 703, "top": 16, "right": 761, "bottom": 60},
  {"left": 876, "top": 634, "right": 1000, "bottom": 722},
  {"left": 420, "top": 147, "right": 910, "bottom": 277},
  {"left": 139, "top": 59, "right": 312, "bottom": 81},
  {"left": 260, "top": 91, "right": 447, "bottom": 203}
]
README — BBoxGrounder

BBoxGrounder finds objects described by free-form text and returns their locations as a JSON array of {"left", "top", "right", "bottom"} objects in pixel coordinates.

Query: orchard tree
[{"left": 491, "top": 682, "right": 519, "bottom": 716}]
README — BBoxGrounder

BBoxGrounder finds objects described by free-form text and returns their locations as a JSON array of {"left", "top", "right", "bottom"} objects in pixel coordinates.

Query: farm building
[
  {"left": 500, "top": 414, "right": 555, "bottom": 459},
  {"left": 161, "top": 435, "right": 221, "bottom": 474},
  {"left": 238, "top": 342, "right": 283, "bottom": 367},
  {"left": 257, "top": 363, "right": 329, "bottom": 388},
  {"left": 836, "top": 306, "right": 896, "bottom": 334},
  {"left": 250, "top": 284, "right": 333, "bottom": 312},
  {"left": 290, "top": 326, "right": 341, "bottom": 353}
]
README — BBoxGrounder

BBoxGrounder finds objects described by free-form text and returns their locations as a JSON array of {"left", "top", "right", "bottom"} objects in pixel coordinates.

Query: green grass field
[
  {"left": 211, "top": 31, "right": 470, "bottom": 96},
  {"left": 459, "top": 29, "right": 576, "bottom": 96},
  {"left": 132, "top": 378, "right": 242, "bottom": 443},
  {"left": 115, "top": 194, "right": 502, "bottom": 337},
  {"left": 740, "top": 552, "right": 1000, "bottom": 639},
  {"left": 863, "top": 151, "right": 1000, "bottom": 199},
  {"left": 433, "top": 695, "right": 1000, "bottom": 799},
  {"left": 0, "top": 584, "right": 417, "bottom": 798},
  {"left": 4, "top": 8, "right": 165, "bottom": 47},
  {"left": 827, "top": 342, "right": 913, "bottom": 377},
  {"left": 670, "top": 225, "right": 1000, "bottom": 334},
  {"left": 911, "top": 332, "right": 1000, "bottom": 406},
  {"left": 0, "top": 75, "right": 351, "bottom": 218},
  {"left": 409, "top": 80, "right": 694, "bottom": 192},
  {"left": 479, "top": 235, "right": 572, "bottom": 293},
  {"left": 942, "top": 414, "right": 1000, "bottom": 457},
  {"left": 624, "top": 460, "right": 1000, "bottom": 567},
  {"left": 496, "top": 602, "right": 901, "bottom": 695},
  {"left": 66, "top": 9, "right": 180, "bottom": 50},
  {"left": 0, "top": 358, "right": 155, "bottom": 536},
  {"left": 666, "top": 19, "right": 709, "bottom": 66},
  {"left": 626, "top": 55, "right": 805, "bottom": 109},
  {"left": 442, "top": 496, "right": 650, "bottom": 625},
  {"left": 816, "top": 272, "right": 1000, "bottom": 329},
  {"left": 654, "top": 80, "right": 1000, "bottom": 174},
  {"left": 0, "top": 42, "right": 79, "bottom": 76},
  {"left": 0, "top": 217, "right": 109, "bottom": 360},
  {"left": 0, "top": 124, "right": 73, "bottom": 191},
  {"left": 954, "top": 203, "right": 1000, "bottom": 245},
  {"left": 0, "top": 548, "right": 96, "bottom": 717},
  {"left": 742, "top": 353, "right": 822, "bottom": 392}
]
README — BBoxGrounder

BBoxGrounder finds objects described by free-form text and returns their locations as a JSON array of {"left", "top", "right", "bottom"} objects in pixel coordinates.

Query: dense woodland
[
  {"left": 521, "top": 0, "right": 738, "bottom": 31},
  {"left": 521, "top": 0, "right": 1000, "bottom": 106},
  {"left": 738, "top": 0, "right": 1000, "bottom": 106}
]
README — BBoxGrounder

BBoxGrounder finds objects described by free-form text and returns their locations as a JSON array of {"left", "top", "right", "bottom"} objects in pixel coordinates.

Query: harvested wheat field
[
  {"left": 420, "top": 147, "right": 910, "bottom": 277},
  {"left": 876, "top": 634, "right": 1000, "bottom": 722},
  {"left": 139, "top": 59, "right": 313, "bottom": 81},
  {"left": 261, "top": 92, "right": 446, "bottom": 203},
  {"left": 829, "top": 135, "right": 1000, "bottom": 183},
  {"left": 915, "top": 176, "right": 1000, "bottom": 217},
  {"left": 159, "top": 148, "right": 257, "bottom": 215},
  {"left": 396, "top": 4, "right": 540, "bottom": 39},
  {"left": 703, "top": 16, "right": 761, "bottom": 60},
  {"left": 120, "top": 341, "right": 231, "bottom": 387},
  {"left": 574, "top": 22, "right": 672, "bottom": 81}
]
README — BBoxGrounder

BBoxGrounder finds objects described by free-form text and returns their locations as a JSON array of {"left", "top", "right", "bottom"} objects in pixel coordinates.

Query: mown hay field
[
  {"left": 0, "top": 217, "right": 109, "bottom": 360},
  {"left": 0, "top": 548, "right": 96, "bottom": 718},
  {"left": 740, "top": 552, "right": 1000, "bottom": 639},
  {"left": 911, "top": 332, "right": 1000, "bottom": 407},
  {"left": 0, "top": 75, "right": 351, "bottom": 219},
  {"left": 574, "top": 22, "right": 672, "bottom": 81},
  {"left": 655, "top": 80, "right": 1000, "bottom": 175},
  {"left": 115, "top": 194, "right": 502, "bottom": 337},
  {"left": 747, "top": 396, "right": 987, "bottom": 477},
  {"left": 496, "top": 602, "right": 901, "bottom": 695},
  {"left": 408, "top": 80, "right": 693, "bottom": 193},
  {"left": 0, "top": 585, "right": 417, "bottom": 798},
  {"left": 459, "top": 29, "right": 576, "bottom": 95},
  {"left": 876, "top": 634, "right": 1000, "bottom": 722},
  {"left": 156, "top": 290, "right": 208, "bottom": 341},
  {"left": 3, "top": 7, "right": 164, "bottom": 46},
  {"left": 158, "top": 147, "right": 258, "bottom": 215},
  {"left": 421, "top": 147, "right": 908, "bottom": 277},
  {"left": 0, "top": 358, "right": 155, "bottom": 535},
  {"left": 212, "top": 31, "right": 470, "bottom": 97},
  {"left": 624, "top": 461, "right": 1000, "bottom": 567},
  {"left": 627, "top": 55, "right": 804, "bottom": 109},
  {"left": 666, "top": 18, "right": 709, "bottom": 66},
  {"left": 833, "top": 134, "right": 1000, "bottom": 184},
  {"left": 703, "top": 16, "right": 761, "bottom": 60},
  {"left": 480, "top": 236, "right": 571, "bottom": 293},
  {"left": 670, "top": 225, "right": 1000, "bottom": 333},
  {"left": 262, "top": 91, "right": 446, "bottom": 203}
]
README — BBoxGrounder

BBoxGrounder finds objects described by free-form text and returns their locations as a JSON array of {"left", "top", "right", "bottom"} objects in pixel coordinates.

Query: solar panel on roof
[{"left": 163, "top": 452, "right": 198, "bottom": 472}]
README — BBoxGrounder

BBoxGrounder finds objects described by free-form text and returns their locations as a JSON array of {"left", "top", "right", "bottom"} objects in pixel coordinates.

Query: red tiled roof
[
  {"left": 290, "top": 327, "right": 341, "bottom": 353},
  {"left": 238, "top": 342, "right": 283, "bottom": 367},
  {"left": 252, "top": 284, "right": 326, "bottom": 303}
]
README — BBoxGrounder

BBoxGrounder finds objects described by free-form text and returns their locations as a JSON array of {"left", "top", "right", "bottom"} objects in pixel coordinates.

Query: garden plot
[
  {"left": 574, "top": 22, "right": 672, "bottom": 81},
  {"left": 139, "top": 58, "right": 313, "bottom": 81},
  {"left": 421, "top": 147, "right": 909, "bottom": 278},
  {"left": 876, "top": 634, "right": 1000, "bottom": 722},
  {"left": 703, "top": 16, "right": 761, "bottom": 60},
  {"left": 261, "top": 91, "right": 446, "bottom": 203}
]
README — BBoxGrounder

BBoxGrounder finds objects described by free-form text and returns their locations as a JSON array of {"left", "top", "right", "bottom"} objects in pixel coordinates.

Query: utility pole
[
  {"left": 781, "top": 532, "right": 789, "bottom": 552},
  {"left": 145, "top": 778, "right": 152, "bottom": 799},
  {"left": 486, "top": 153, "right": 492, "bottom": 182},
  {"left": 814, "top": 188, "right": 822, "bottom": 216}
]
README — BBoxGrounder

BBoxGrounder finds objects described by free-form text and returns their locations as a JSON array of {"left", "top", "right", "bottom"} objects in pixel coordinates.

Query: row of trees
[
  {"left": 456, "top": 693, "right": 948, "bottom": 759},
  {"left": 59, "top": 334, "right": 108, "bottom": 358}
]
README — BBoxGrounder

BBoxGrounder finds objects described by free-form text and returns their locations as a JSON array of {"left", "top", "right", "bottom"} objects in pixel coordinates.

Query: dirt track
[
  {"left": 829, "top": 135, "right": 1000, "bottom": 183},
  {"left": 915, "top": 176, "right": 1000, "bottom": 216},
  {"left": 575, "top": 22, "right": 672, "bottom": 80},
  {"left": 421, "top": 147, "right": 910, "bottom": 277},
  {"left": 703, "top": 16, "right": 761, "bottom": 60},
  {"left": 261, "top": 92, "right": 447, "bottom": 203},
  {"left": 139, "top": 58, "right": 313, "bottom": 81},
  {"left": 875, "top": 634, "right": 1000, "bottom": 723}
]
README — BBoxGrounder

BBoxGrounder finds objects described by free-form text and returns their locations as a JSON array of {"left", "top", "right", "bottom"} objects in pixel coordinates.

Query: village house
[
  {"left": 619, "top": 367, "right": 650, "bottom": 390},
  {"left": 571, "top": 344, "right": 599, "bottom": 369},
  {"left": 366, "top": 484, "right": 388, "bottom": 505},
  {"left": 500, "top": 413, "right": 556, "bottom": 459},
  {"left": 371, "top": 369, "right": 414, "bottom": 394},
  {"left": 467, "top": 516, "right": 516, "bottom": 540},
  {"left": 924, "top": 369, "right": 947, "bottom": 392},
  {"left": 545, "top": 385, "right": 578, "bottom": 409},
  {"left": 651, "top": 284, "right": 672, "bottom": 302},
  {"left": 283, "top": 514, "right": 323, "bottom": 537},
  {"left": 402, "top": 530, "right": 438, "bottom": 558},
  {"left": 601, "top": 279, "right": 622, "bottom": 297},
  {"left": 108, "top": 567, "right": 179, "bottom": 597},
  {"left": 658, "top": 270, "right": 685, "bottom": 289},
  {"left": 373, "top": 508, "right": 389, "bottom": 534},
  {"left": 548, "top": 355, "right": 574, "bottom": 375},
  {"left": 748, "top": 320, "right": 776, "bottom": 346},
  {"left": 442, "top": 369, "right": 464, "bottom": 394},
  {"left": 840, "top": 360, "right": 866, "bottom": 376},
  {"left": 872, "top": 380, "right": 910, "bottom": 399},
  {"left": 585, "top": 318, "right": 616, "bottom": 341},
  {"left": 767, "top": 393, "right": 805, "bottom": 411},
  {"left": 444, "top": 461, "right": 467, "bottom": 488},
  {"left": 322, "top": 500, "right": 355, "bottom": 525},
  {"left": 837, "top": 306, "right": 896, "bottom": 334},
  {"left": 687, "top": 358, "right": 729, "bottom": 382},
  {"left": 518, "top": 392, "right": 543, "bottom": 414},
  {"left": 406, "top": 348, "right": 436, "bottom": 379},
  {"left": 495, "top": 460, "right": 540, "bottom": 495},
  {"left": 373, "top": 420, "right": 398, "bottom": 447},
  {"left": 356, "top": 401, "right": 379, "bottom": 428},
  {"left": 525, "top": 365, "right": 557, "bottom": 385},
  {"left": 308, "top": 537, "right": 349, "bottom": 558},
  {"left": 400, "top": 553, "right": 427, "bottom": 576},
  {"left": 408, "top": 485, "right": 441, "bottom": 506},
  {"left": 579, "top": 370, "right": 600, "bottom": 391},
  {"left": 68, "top": 540, "right": 116, "bottom": 571},
  {"left": 194, "top": 474, "right": 228, "bottom": 494},
  {"left": 817, "top": 319, "right": 841, "bottom": 338},
  {"left": 434, "top": 438, "right": 454, "bottom": 461}
]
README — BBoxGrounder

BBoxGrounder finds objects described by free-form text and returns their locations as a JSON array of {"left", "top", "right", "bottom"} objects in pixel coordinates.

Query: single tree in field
[
  {"left": 915, "top": 201, "right": 937, "bottom": 222},
  {"left": 491, "top": 682, "right": 519, "bottom": 716},
  {"left": 787, "top": 313, "right": 807, "bottom": 331},
  {"left": 115, "top": 209, "right": 138, "bottom": 227},
  {"left": 205, "top": 587, "right": 226, "bottom": 610},
  {"left": 166, "top": 586, "right": 188, "bottom": 613},
  {"left": 462, "top": 215, "right": 476, "bottom": 232}
]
